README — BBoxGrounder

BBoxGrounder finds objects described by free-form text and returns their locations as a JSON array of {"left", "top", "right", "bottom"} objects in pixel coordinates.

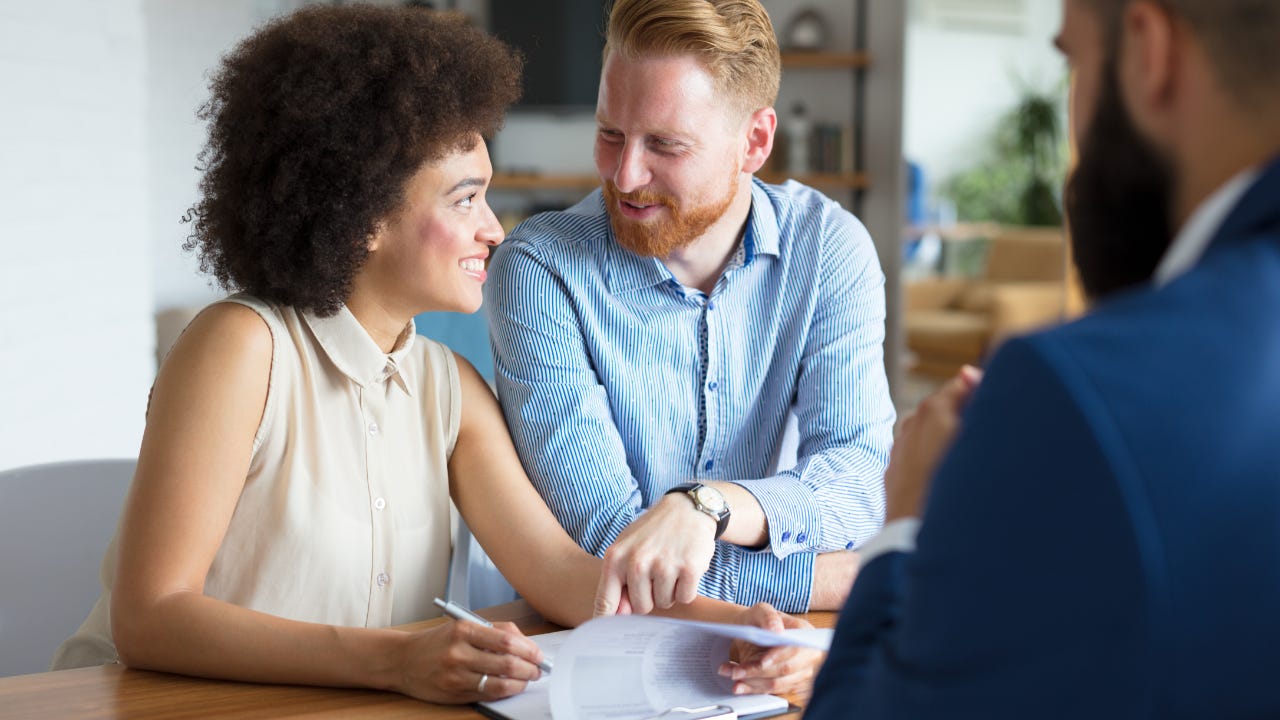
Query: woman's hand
[
  {"left": 396, "top": 620, "right": 546, "bottom": 703},
  {"left": 718, "top": 603, "right": 824, "bottom": 696}
]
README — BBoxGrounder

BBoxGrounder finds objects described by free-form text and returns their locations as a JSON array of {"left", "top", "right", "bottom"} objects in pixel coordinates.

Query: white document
[{"left": 479, "top": 616, "right": 833, "bottom": 720}]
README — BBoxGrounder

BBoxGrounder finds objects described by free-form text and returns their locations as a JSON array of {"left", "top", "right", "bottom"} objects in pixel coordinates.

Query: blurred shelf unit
[
  {"left": 768, "top": 2, "right": 874, "bottom": 207},
  {"left": 778, "top": 51, "right": 871, "bottom": 69},
  {"left": 492, "top": 31, "right": 876, "bottom": 196},
  {"left": 490, "top": 3, "right": 874, "bottom": 209},
  {"left": 490, "top": 173, "right": 600, "bottom": 191}
]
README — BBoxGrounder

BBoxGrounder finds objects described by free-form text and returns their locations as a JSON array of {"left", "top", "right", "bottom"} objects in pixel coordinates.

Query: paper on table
[{"left": 479, "top": 615, "right": 828, "bottom": 720}]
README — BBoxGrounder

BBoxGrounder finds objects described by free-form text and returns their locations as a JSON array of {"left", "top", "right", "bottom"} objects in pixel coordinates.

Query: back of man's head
[
  {"left": 1084, "top": 0, "right": 1280, "bottom": 113},
  {"left": 1065, "top": 0, "right": 1280, "bottom": 301},
  {"left": 603, "top": 0, "right": 780, "bottom": 117}
]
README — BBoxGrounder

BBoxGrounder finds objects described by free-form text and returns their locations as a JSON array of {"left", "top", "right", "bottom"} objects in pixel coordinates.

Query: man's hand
[
  {"left": 594, "top": 494, "right": 717, "bottom": 616},
  {"left": 884, "top": 365, "right": 983, "bottom": 521},
  {"left": 718, "top": 603, "right": 824, "bottom": 695}
]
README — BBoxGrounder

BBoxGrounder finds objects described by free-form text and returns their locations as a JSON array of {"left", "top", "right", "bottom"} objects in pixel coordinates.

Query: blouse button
[
  {"left": 376, "top": 572, "right": 389, "bottom": 588},
  {"left": 368, "top": 422, "right": 379, "bottom": 436},
  {"left": 374, "top": 497, "right": 386, "bottom": 511}
]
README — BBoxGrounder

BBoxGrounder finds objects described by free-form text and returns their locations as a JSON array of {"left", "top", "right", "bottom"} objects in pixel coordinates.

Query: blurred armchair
[{"left": 905, "top": 226, "right": 1067, "bottom": 378}]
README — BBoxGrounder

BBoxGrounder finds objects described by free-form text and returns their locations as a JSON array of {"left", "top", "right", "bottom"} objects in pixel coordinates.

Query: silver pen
[{"left": 433, "top": 597, "right": 554, "bottom": 674}]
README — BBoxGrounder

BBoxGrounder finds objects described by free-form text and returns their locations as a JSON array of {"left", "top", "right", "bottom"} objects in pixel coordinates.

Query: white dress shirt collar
[{"left": 1154, "top": 168, "right": 1260, "bottom": 286}]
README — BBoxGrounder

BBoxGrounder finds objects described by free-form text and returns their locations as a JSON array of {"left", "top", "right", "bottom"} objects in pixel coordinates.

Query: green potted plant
[{"left": 941, "top": 79, "right": 1068, "bottom": 227}]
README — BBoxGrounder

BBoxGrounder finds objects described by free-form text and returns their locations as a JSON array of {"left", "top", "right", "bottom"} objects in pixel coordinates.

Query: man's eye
[
  {"left": 599, "top": 129, "right": 622, "bottom": 142},
  {"left": 649, "top": 137, "right": 682, "bottom": 153}
]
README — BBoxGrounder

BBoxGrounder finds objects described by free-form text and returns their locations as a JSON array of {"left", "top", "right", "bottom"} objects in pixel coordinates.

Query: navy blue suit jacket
[{"left": 808, "top": 158, "right": 1280, "bottom": 718}]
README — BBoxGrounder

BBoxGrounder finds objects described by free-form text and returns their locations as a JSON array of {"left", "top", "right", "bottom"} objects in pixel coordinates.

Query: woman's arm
[
  {"left": 449, "top": 352, "right": 602, "bottom": 626},
  {"left": 110, "top": 304, "right": 543, "bottom": 703}
]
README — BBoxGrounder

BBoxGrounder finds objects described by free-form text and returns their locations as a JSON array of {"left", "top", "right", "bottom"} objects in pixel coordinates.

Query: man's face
[
  {"left": 1059, "top": 0, "right": 1176, "bottom": 301},
  {"left": 594, "top": 51, "right": 745, "bottom": 258}
]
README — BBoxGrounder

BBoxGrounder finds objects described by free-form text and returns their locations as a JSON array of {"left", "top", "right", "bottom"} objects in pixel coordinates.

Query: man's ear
[
  {"left": 1119, "top": 1, "right": 1178, "bottom": 132},
  {"left": 741, "top": 106, "right": 777, "bottom": 175}
]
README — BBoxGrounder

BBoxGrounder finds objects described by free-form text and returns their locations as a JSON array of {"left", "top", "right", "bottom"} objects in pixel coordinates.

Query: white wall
[
  {"left": 145, "top": 0, "right": 257, "bottom": 313},
  {"left": 0, "top": 0, "right": 153, "bottom": 469},
  {"left": 145, "top": 0, "right": 401, "bottom": 314},
  {"left": 904, "top": 0, "right": 1064, "bottom": 198}
]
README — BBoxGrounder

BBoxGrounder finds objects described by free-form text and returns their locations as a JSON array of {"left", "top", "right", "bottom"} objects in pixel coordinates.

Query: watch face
[{"left": 692, "top": 486, "right": 727, "bottom": 514}]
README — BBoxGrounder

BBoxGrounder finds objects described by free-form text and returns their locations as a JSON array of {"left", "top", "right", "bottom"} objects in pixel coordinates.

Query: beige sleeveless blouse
[{"left": 53, "top": 294, "right": 459, "bottom": 668}]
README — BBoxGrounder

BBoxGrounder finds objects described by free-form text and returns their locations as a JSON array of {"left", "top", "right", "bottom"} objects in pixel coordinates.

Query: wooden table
[{"left": 0, "top": 601, "right": 834, "bottom": 719}]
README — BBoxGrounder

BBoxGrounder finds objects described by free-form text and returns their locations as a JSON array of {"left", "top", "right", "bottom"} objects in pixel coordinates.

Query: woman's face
[{"left": 362, "top": 136, "right": 505, "bottom": 315}]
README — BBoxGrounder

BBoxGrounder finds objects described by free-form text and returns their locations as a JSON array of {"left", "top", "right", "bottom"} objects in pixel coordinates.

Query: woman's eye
[{"left": 457, "top": 193, "right": 475, "bottom": 208}]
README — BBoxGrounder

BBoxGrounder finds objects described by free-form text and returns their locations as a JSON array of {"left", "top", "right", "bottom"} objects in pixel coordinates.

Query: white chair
[
  {"left": 446, "top": 516, "right": 519, "bottom": 611},
  {"left": 0, "top": 458, "right": 134, "bottom": 677}
]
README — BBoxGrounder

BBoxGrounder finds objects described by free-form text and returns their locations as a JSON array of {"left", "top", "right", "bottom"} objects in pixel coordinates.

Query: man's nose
[{"left": 613, "top": 142, "right": 651, "bottom": 194}]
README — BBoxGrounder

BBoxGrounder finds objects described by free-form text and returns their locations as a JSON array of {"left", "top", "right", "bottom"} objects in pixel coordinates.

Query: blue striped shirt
[{"left": 485, "top": 179, "right": 894, "bottom": 611}]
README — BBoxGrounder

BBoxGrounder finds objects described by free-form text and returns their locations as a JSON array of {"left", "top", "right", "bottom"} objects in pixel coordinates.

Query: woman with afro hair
[{"left": 51, "top": 3, "right": 821, "bottom": 706}]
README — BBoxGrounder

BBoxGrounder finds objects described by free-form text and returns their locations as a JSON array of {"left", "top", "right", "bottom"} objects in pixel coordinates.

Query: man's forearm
[{"left": 809, "top": 550, "right": 861, "bottom": 610}]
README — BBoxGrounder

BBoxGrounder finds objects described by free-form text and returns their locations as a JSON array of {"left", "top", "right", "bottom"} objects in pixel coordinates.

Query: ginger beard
[{"left": 603, "top": 169, "right": 739, "bottom": 258}]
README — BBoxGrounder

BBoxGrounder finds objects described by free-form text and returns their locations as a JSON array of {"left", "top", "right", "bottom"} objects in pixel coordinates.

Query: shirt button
[
  {"left": 376, "top": 572, "right": 389, "bottom": 588},
  {"left": 846, "top": 541, "right": 855, "bottom": 550},
  {"left": 704, "top": 460, "right": 714, "bottom": 471},
  {"left": 707, "top": 301, "right": 716, "bottom": 311},
  {"left": 781, "top": 531, "right": 791, "bottom": 542},
  {"left": 374, "top": 497, "right": 386, "bottom": 511},
  {"left": 796, "top": 532, "right": 808, "bottom": 543},
  {"left": 708, "top": 381, "right": 718, "bottom": 391},
  {"left": 368, "top": 422, "right": 379, "bottom": 436}
]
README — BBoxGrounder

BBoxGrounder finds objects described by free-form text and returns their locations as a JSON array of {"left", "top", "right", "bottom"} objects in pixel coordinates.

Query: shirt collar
[
  {"left": 1154, "top": 167, "right": 1260, "bottom": 286},
  {"left": 745, "top": 178, "right": 781, "bottom": 260},
  {"left": 301, "top": 304, "right": 417, "bottom": 395},
  {"left": 603, "top": 179, "right": 781, "bottom": 294}
]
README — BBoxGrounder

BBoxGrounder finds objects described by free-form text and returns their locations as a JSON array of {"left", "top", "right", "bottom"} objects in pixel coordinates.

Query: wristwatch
[{"left": 665, "top": 482, "right": 731, "bottom": 539}]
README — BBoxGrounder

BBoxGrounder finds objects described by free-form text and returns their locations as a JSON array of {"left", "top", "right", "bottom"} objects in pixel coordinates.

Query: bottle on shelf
[{"left": 784, "top": 102, "right": 811, "bottom": 176}]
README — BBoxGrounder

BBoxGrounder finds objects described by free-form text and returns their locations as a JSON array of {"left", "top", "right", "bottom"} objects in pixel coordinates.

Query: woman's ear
[{"left": 366, "top": 221, "right": 386, "bottom": 253}]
